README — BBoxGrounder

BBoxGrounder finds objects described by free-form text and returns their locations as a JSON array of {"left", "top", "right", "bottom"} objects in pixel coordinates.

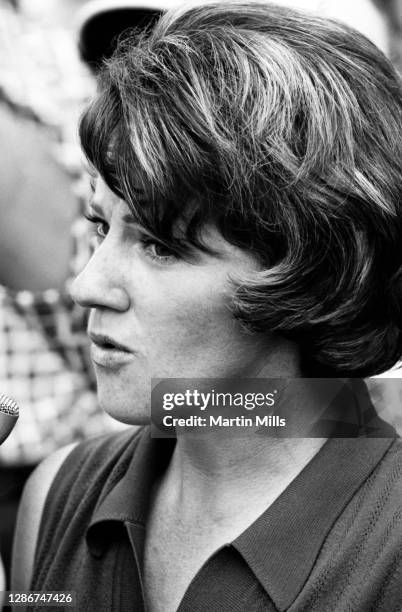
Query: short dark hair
[{"left": 80, "top": 1, "right": 402, "bottom": 377}]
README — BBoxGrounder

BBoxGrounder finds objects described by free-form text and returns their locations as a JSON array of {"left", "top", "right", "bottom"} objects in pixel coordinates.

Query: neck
[
  {"left": 154, "top": 341, "right": 326, "bottom": 525},
  {"left": 162, "top": 432, "right": 325, "bottom": 525}
]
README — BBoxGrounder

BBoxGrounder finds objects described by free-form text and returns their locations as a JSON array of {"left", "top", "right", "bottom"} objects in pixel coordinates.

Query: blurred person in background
[
  {"left": 0, "top": 0, "right": 95, "bottom": 588},
  {"left": 0, "top": 0, "right": 135, "bottom": 589}
]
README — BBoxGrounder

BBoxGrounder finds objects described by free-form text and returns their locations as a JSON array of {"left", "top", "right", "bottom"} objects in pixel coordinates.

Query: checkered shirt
[{"left": 0, "top": 281, "right": 125, "bottom": 466}]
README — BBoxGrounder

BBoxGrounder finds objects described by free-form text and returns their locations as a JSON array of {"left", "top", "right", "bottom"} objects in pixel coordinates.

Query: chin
[{"left": 97, "top": 385, "right": 151, "bottom": 426}]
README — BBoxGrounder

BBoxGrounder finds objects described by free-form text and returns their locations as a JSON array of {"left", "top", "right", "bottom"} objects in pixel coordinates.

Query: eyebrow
[
  {"left": 87, "top": 201, "right": 145, "bottom": 232},
  {"left": 87, "top": 201, "right": 104, "bottom": 217},
  {"left": 122, "top": 213, "right": 139, "bottom": 225}
]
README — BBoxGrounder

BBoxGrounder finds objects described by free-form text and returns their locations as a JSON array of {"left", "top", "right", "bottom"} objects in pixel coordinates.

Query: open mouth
[
  {"left": 89, "top": 332, "right": 131, "bottom": 353},
  {"left": 100, "top": 339, "right": 119, "bottom": 350},
  {"left": 89, "top": 332, "right": 134, "bottom": 368}
]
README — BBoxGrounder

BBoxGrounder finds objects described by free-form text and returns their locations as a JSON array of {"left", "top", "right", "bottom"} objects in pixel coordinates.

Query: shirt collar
[
  {"left": 86, "top": 382, "right": 397, "bottom": 608},
  {"left": 232, "top": 435, "right": 395, "bottom": 610},
  {"left": 86, "top": 428, "right": 175, "bottom": 556}
]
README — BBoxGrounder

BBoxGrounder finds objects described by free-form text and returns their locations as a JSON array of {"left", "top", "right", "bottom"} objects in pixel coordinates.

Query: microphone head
[
  {"left": 0, "top": 393, "right": 19, "bottom": 417},
  {"left": 0, "top": 393, "right": 19, "bottom": 445}
]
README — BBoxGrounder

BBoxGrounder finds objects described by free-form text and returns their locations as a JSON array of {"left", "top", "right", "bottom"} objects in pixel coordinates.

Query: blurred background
[{"left": 0, "top": 0, "right": 401, "bottom": 599}]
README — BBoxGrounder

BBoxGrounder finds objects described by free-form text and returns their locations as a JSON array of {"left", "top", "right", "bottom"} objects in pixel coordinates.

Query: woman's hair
[{"left": 80, "top": 1, "right": 402, "bottom": 377}]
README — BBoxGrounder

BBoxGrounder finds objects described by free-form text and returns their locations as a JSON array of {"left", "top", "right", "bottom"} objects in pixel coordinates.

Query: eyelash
[
  {"left": 84, "top": 213, "right": 176, "bottom": 263},
  {"left": 84, "top": 213, "right": 108, "bottom": 238}
]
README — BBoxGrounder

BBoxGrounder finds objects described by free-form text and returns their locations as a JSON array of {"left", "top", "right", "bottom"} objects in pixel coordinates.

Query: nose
[{"left": 70, "top": 243, "right": 130, "bottom": 312}]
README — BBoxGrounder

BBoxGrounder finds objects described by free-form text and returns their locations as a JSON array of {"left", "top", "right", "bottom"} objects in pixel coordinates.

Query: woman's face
[{"left": 71, "top": 179, "right": 269, "bottom": 424}]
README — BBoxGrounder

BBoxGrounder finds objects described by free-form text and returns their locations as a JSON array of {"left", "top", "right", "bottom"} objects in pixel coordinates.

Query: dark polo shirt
[{"left": 30, "top": 395, "right": 402, "bottom": 611}]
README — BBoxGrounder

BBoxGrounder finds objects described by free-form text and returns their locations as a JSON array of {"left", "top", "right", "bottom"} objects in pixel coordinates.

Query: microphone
[{"left": 0, "top": 393, "right": 19, "bottom": 445}]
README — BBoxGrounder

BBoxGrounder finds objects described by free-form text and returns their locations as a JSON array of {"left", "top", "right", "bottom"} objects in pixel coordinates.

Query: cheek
[{"left": 135, "top": 272, "right": 235, "bottom": 352}]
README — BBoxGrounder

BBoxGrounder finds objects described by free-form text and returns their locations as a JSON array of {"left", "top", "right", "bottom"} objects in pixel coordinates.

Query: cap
[{"left": 76, "top": 0, "right": 177, "bottom": 70}]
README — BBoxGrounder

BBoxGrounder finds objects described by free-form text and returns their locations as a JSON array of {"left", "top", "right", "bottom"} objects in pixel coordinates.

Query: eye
[
  {"left": 84, "top": 213, "right": 109, "bottom": 239},
  {"left": 141, "top": 238, "right": 177, "bottom": 262}
]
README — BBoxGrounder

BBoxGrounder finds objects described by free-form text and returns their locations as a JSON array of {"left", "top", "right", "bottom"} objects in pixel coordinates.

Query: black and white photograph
[{"left": 0, "top": 0, "right": 401, "bottom": 610}]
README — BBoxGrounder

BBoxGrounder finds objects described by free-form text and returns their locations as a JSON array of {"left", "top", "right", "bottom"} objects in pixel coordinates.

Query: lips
[
  {"left": 88, "top": 331, "right": 134, "bottom": 368},
  {"left": 88, "top": 331, "right": 131, "bottom": 352}
]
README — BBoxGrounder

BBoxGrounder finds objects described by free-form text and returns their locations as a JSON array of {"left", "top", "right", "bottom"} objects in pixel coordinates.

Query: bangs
[{"left": 79, "top": 55, "right": 224, "bottom": 257}]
